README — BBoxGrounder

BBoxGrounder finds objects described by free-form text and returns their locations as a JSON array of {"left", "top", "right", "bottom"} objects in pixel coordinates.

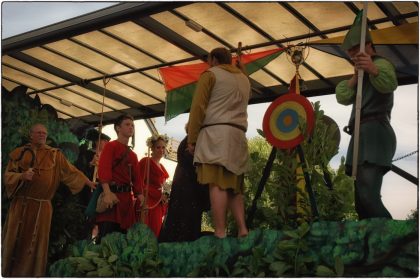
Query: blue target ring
[{"left": 277, "top": 109, "right": 299, "bottom": 133}]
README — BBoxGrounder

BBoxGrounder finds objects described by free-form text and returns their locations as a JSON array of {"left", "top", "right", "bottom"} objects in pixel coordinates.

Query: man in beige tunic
[
  {"left": 188, "top": 47, "right": 250, "bottom": 238},
  {"left": 2, "top": 123, "right": 96, "bottom": 277}
]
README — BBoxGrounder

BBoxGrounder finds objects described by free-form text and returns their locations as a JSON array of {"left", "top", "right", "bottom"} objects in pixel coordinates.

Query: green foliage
[
  {"left": 49, "top": 219, "right": 418, "bottom": 277},
  {"left": 1, "top": 87, "right": 78, "bottom": 170},
  {"left": 201, "top": 211, "right": 215, "bottom": 233},
  {"left": 300, "top": 102, "right": 356, "bottom": 221},
  {"left": 316, "top": 256, "right": 344, "bottom": 277},
  {"left": 48, "top": 187, "right": 88, "bottom": 266},
  {"left": 230, "top": 222, "right": 317, "bottom": 277},
  {"left": 406, "top": 208, "right": 418, "bottom": 221},
  {"left": 49, "top": 224, "right": 165, "bottom": 277},
  {"left": 187, "top": 247, "right": 230, "bottom": 277}
]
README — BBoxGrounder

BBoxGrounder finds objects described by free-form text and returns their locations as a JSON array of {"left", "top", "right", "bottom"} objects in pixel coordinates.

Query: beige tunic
[
  {"left": 194, "top": 66, "right": 250, "bottom": 175},
  {"left": 188, "top": 64, "right": 251, "bottom": 186},
  {"left": 2, "top": 144, "right": 88, "bottom": 277}
]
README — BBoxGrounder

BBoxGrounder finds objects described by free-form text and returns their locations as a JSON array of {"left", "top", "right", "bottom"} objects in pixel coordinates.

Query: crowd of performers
[{"left": 2, "top": 20, "right": 398, "bottom": 276}]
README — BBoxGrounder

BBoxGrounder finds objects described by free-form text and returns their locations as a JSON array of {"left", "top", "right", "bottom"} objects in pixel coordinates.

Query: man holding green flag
[{"left": 335, "top": 10, "right": 398, "bottom": 219}]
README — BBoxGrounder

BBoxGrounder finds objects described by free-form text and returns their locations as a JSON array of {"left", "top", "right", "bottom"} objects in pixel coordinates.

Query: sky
[{"left": 2, "top": 2, "right": 418, "bottom": 219}]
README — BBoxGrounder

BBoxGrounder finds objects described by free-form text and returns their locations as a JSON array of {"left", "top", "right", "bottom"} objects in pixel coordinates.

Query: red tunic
[
  {"left": 138, "top": 157, "right": 169, "bottom": 237},
  {"left": 96, "top": 140, "right": 141, "bottom": 230}
]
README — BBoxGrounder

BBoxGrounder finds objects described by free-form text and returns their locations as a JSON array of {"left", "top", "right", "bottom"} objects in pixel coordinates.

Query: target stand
[{"left": 246, "top": 92, "right": 319, "bottom": 227}]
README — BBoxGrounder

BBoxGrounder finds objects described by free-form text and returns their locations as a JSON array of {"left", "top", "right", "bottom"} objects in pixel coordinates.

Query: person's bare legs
[
  {"left": 229, "top": 192, "right": 248, "bottom": 237},
  {"left": 209, "top": 183, "right": 228, "bottom": 238}
]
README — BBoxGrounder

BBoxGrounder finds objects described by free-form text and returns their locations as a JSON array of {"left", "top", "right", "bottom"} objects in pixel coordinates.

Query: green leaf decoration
[
  {"left": 316, "top": 265, "right": 336, "bottom": 277},
  {"left": 108, "top": 254, "right": 118, "bottom": 263},
  {"left": 334, "top": 256, "right": 344, "bottom": 276}
]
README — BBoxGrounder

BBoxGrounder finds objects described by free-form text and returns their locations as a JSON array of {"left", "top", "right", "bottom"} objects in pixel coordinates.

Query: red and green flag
[{"left": 159, "top": 47, "right": 286, "bottom": 121}]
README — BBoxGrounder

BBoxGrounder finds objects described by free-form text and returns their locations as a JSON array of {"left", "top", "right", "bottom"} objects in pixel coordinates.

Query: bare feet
[
  {"left": 237, "top": 226, "right": 248, "bottom": 238},
  {"left": 238, "top": 230, "right": 249, "bottom": 238},
  {"left": 214, "top": 232, "right": 227, "bottom": 238}
]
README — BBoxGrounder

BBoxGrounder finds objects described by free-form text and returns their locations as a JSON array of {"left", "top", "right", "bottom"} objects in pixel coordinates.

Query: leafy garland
[
  {"left": 146, "top": 134, "right": 169, "bottom": 148},
  {"left": 49, "top": 220, "right": 418, "bottom": 277}
]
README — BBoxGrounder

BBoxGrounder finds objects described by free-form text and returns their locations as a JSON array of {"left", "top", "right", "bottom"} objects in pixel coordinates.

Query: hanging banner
[{"left": 159, "top": 47, "right": 286, "bottom": 121}]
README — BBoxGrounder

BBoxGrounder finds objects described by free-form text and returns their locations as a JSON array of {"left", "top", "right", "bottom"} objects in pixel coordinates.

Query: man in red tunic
[{"left": 96, "top": 114, "right": 142, "bottom": 241}]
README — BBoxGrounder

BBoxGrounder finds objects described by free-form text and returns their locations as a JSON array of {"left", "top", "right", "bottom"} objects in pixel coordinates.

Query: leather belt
[
  {"left": 109, "top": 183, "right": 132, "bottom": 193},
  {"left": 344, "top": 113, "right": 390, "bottom": 135},
  {"left": 201, "top": 122, "right": 246, "bottom": 133}
]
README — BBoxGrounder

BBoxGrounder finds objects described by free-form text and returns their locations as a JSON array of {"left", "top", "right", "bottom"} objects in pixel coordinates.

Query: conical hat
[{"left": 341, "top": 10, "right": 372, "bottom": 50}]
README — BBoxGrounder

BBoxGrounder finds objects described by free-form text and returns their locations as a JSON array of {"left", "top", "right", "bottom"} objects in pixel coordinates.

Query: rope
[
  {"left": 392, "top": 150, "right": 418, "bottom": 162},
  {"left": 92, "top": 76, "right": 111, "bottom": 183},
  {"left": 140, "top": 148, "right": 151, "bottom": 223},
  {"left": 98, "top": 76, "right": 111, "bottom": 131}
]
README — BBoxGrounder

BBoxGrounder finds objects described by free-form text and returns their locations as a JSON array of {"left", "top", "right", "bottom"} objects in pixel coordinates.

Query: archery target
[{"left": 263, "top": 93, "right": 314, "bottom": 149}]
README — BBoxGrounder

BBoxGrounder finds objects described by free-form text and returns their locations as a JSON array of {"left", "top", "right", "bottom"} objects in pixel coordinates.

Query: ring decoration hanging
[{"left": 262, "top": 93, "right": 315, "bottom": 149}]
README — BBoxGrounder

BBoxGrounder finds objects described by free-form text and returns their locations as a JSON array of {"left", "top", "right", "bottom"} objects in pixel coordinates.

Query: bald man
[{"left": 2, "top": 123, "right": 96, "bottom": 277}]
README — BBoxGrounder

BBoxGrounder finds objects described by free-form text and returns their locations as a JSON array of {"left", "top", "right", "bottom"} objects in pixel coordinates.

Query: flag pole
[{"left": 352, "top": 3, "right": 368, "bottom": 179}]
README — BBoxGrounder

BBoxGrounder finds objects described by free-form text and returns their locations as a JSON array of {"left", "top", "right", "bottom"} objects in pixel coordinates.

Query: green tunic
[{"left": 335, "top": 56, "right": 398, "bottom": 169}]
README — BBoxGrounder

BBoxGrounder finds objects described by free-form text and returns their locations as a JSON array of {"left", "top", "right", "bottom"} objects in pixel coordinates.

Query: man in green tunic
[{"left": 335, "top": 16, "right": 397, "bottom": 219}]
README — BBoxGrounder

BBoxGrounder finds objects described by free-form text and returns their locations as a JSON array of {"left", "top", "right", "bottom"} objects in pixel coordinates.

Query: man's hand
[
  {"left": 86, "top": 180, "right": 97, "bottom": 190},
  {"left": 187, "top": 143, "right": 195, "bottom": 155},
  {"left": 352, "top": 52, "right": 378, "bottom": 76},
  {"left": 89, "top": 153, "right": 100, "bottom": 166},
  {"left": 21, "top": 169, "right": 34, "bottom": 181},
  {"left": 235, "top": 60, "right": 247, "bottom": 75},
  {"left": 103, "top": 191, "right": 119, "bottom": 208}
]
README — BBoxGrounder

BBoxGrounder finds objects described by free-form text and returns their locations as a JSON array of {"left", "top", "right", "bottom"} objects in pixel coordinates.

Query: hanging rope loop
[{"left": 92, "top": 75, "right": 111, "bottom": 183}]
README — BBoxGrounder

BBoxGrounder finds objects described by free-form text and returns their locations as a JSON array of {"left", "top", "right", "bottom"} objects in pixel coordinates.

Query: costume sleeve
[
  {"left": 3, "top": 159, "right": 24, "bottom": 198},
  {"left": 369, "top": 58, "right": 398, "bottom": 93},
  {"left": 98, "top": 142, "right": 113, "bottom": 183},
  {"left": 187, "top": 71, "right": 215, "bottom": 144},
  {"left": 335, "top": 79, "right": 356, "bottom": 106},
  {"left": 59, "top": 151, "right": 89, "bottom": 194}
]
